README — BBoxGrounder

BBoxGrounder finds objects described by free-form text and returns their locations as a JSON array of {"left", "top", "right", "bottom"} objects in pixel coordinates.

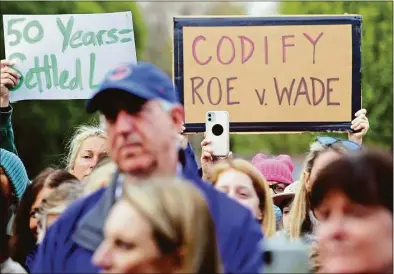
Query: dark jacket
[
  {"left": 25, "top": 245, "right": 38, "bottom": 272},
  {"left": 32, "top": 150, "right": 264, "bottom": 273}
]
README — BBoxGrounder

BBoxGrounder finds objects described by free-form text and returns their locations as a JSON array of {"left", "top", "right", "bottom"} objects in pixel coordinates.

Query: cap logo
[{"left": 108, "top": 65, "right": 132, "bottom": 81}]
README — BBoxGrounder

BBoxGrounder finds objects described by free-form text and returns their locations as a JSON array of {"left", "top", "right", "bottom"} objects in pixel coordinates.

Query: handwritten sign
[
  {"left": 3, "top": 12, "right": 137, "bottom": 102},
  {"left": 173, "top": 16, "right": 362, "bottom": 132}
]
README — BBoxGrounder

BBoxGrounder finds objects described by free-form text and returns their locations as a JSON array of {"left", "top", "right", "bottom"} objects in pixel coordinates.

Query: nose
[
  {"left": 114, "top": 110, "right": 135, "bottom": 136},
  {"left": 322, "top": 214, "right": 347, "bottom": 241},
  {"left": 92, "top": 242, "right": 112, "bottom": 269},
  {"left": 89, "top": 156, "right": 99, "bottom": 170}
]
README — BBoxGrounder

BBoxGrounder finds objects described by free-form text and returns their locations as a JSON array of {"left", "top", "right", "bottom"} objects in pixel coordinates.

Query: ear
[{"left": 170, "top": 104, "right": 185, "bottom": 131}]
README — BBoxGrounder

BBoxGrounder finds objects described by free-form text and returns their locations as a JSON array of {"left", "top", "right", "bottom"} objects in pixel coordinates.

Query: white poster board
[{"left": 3, "top": 12, "right": 137, "bottom": 102}]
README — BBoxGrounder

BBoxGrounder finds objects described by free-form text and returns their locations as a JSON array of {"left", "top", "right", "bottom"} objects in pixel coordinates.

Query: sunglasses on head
[{"left": 315, "top": 136, "right": 361, "bottom": 151}]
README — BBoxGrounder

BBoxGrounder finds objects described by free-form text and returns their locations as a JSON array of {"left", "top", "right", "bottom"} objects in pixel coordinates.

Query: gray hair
[
  {"left": 38, "top": 183, "right": 83, "bottom": 216},
  {"left": 37, "top": 183, "right": 84, "bottom": 243}
]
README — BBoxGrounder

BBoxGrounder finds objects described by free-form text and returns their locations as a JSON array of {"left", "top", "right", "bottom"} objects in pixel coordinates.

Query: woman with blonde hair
[
  {"left": 287, "top": 137, "right": 361, "bottom": 242},
  {"left": 65, "top": 125, "right": 108, "bottom": 181},
  {"left": 92, "top": 177, "right": 222, "bottom": 274},
  {"left": 210, "top": 159, "right": 276, "bottom": 237}
]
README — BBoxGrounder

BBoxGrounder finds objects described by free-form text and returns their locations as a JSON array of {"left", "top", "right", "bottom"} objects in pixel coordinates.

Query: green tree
[
  {"left": 232, "top": 2, "right": 393, "bottom": 157},
  {"left": 204, "top": 2, "right": 247, "bottom": 15},
  {"left": 281, "top": 1, "right": 393, "bottom": 148},
  {"left": 0, "top": 1, "right": 147, "bottom": 177}
]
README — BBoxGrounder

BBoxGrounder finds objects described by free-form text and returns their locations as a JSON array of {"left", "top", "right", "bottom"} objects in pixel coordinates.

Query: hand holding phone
[{"left": 205, "top": 111, "right": 230, "bottom": 157}]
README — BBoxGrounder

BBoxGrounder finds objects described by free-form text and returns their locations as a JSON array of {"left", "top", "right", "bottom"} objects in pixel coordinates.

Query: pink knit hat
[{"left": 251, "top": 153, "right": 294, "bottom": 185}]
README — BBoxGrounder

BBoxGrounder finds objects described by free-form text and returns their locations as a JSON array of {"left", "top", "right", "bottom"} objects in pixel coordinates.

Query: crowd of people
[{"left": 0, "top": 58, "right": 392, "bottom": 274}]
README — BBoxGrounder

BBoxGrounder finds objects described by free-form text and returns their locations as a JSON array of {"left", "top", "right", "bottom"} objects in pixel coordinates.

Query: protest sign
[
  {"left": 3, "top": 12, "right": 137, "bottom": 102},
  {"left": 173, "top": 15, "right": 362, "bottom": 133}
]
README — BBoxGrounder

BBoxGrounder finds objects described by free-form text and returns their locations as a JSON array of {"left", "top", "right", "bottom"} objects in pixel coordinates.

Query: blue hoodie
[{"left": 32, "top": 148, "right": 263, "bottom": 273}]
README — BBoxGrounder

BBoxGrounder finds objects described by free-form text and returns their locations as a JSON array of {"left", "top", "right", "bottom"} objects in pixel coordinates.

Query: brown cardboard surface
[{"left": 182, "top": 24, "right": 353, "bottom": 124}]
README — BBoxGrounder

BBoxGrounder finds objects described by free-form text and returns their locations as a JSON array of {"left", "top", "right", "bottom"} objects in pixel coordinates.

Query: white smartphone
[{"left": 205, "top": 111, "right": 230, "bottom": 157}]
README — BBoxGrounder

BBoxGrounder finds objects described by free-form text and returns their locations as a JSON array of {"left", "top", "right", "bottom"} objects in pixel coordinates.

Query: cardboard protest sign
[
  {"left": 3, "top": 12, "right": 137, "bottom": 102},
  {"left": 173, "top": 15, "right": 362, "bottom": 133}
]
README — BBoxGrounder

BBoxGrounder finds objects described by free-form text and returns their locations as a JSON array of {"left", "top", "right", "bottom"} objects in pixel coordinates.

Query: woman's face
[
  {"left": 307, "top": 150, "right": 341, "bottom": 190},
  {"left": 315, "top": 191, "right": 393, "bottom": 274},
  {"left": 93, "top": 200, "right": 175, "bottom": 273},
  {"left": 29, "top": 187, "right": 52, "bottom": 240},
  {"left": 281, "top": 198, "right": 294, "bottom": 229},
  {"left": 71, "top": 136, "right": 108, "bottom": 181},
  {"left": 215, "top": 169, "right": 261, "bottom": 219}
]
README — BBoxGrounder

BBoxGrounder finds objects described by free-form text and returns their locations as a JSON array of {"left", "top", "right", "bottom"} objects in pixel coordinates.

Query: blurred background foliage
[{"left": 0, "top": 1, "right": 392, "bottom": 178}]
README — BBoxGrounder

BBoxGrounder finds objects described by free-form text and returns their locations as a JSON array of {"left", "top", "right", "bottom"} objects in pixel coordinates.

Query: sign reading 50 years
[{"left": 3, "top": 12, "right": 137, "bottom": 102}]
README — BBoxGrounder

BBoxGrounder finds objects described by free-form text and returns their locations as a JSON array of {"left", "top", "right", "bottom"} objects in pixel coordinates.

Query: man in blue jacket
[{"left": 32, "top": 62, "right": 264, "bottom": 273}]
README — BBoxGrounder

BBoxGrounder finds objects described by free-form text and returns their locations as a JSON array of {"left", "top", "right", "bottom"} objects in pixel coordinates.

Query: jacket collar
[
  {"left": 72, "top": 172, "right": 119, "bottom": 251},
  {"left": 73, "top": 149, "right": 188, "bottom": 252}
]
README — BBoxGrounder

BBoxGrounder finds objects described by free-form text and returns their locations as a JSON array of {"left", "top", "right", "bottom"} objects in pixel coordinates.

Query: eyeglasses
[
  {"left": 269, "top": 183, "right": 286, "bottom": 194},
  {"left": 316, "top": 136, "right": 361, "bottom": 151}
]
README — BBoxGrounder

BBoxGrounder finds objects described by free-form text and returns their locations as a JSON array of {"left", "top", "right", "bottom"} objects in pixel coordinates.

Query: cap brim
[
  {"left": 85, "top": 81, "right": 154, "bottom": 113},
  {"left": 272, "top": 193, "right": 295, "bottom": 207}
]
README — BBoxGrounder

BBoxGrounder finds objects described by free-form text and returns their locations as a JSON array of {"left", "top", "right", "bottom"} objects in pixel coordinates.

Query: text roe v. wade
[{"left": 189, "top": 32, "right": 342, "bottom": 107}]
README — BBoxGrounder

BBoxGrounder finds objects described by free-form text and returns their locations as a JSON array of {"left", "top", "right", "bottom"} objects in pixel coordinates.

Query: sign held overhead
[
  {"left": 173, "top": 15, "right": 362, "bottom": 133},
  {"left": 3, "top": 11, "right": 137, "bottom": 102}
]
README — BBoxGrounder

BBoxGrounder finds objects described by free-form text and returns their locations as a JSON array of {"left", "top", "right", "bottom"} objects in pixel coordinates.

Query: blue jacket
[
  {"left": 25, "top": 245, "right": 38, "bottom": 272},
  {"left": 32, "top": 149, "right": 263, "bottom": 273}
]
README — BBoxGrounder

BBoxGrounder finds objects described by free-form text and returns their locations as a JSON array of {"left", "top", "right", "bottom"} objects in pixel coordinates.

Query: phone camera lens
[
  {"left": 208, "top": 113, "right": 211, "bottom": 117},
  {"left": 263, "top": 251, "right": 273, "bottom": 265},
  {"left": 208, "top": 118, "right": 211, "bottom": 122},
  {"left": 212, "top": 124, "right": 224, "bottom": 136}
]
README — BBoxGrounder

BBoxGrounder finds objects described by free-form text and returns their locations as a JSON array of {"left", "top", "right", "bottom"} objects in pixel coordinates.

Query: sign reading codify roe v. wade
[
  {"left": 3, "top": 12, "right": 137, "bottom": 102},
  {"left": 173, "top": 15, "right": 362, "bottom": 133}
]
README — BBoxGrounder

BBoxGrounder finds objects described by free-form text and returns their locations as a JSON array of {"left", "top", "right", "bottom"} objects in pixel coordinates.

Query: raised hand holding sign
[{"left": 0, "top": 59, "right": 20, "bottom": 107}]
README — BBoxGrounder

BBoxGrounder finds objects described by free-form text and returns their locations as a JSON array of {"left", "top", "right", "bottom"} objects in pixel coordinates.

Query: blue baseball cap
[{"left": 86, "top": 62, "right": 179, "bottom": 113}]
